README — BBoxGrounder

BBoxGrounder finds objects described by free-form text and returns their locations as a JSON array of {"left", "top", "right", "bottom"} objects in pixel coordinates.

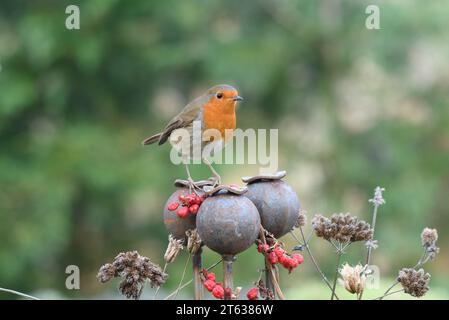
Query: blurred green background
[{"left": 1, "top": 0, "right": 448, "bottom": 299}]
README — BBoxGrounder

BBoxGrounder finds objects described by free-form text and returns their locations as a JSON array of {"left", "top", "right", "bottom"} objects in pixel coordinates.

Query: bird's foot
[
  {"left": 209, "top": 175, "right": 222, "bottom": 188},
  {"left": 187, "top": 177, "right": 203, "bottom": 195}
]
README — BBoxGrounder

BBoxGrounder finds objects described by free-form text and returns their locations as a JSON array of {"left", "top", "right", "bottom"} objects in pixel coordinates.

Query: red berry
[
  {"left": 292, "top": 254, "right": 304, "bottom": 265},
  {"left": 247, "top": 287, "right": 259, "bottom": 300},
  {"left": 193, "top": 195, "right": 203, "bottom": 205},
  {"left": 167, "top": 202, "right": 179, "bottom": 211},
  {"left": 274, "top": 247, "right": 285, "bottom": 258},
  {"left": 189, "top": 204, "right": 199, "bottom": 214},
  {"left": 281, "top": 256, "right": 291, "bottom": 269},
  {"left": 267, "top": 251, "right": 278, "bottom": 265},
  {"left": 176, "top": 206, "right": 189, "bottom": 218},
  {"left": 185, "top": 194, "right": 196, "bottom": 205},
  {"left": 284, "top": 258, "right": 298, "bottom": 273},
  {"left": 212, "top": 284, "right": 224, "bottom": 299},
  {"left": 257, "top": 244, "right": 269, "bottom": 253},
  {"left": 288, "top": 258, "right": 299, "bottom": 268},
  {"left": 203, "top": 279, "right": 216, "bottom": 292},
  {"left": 178, "top": 195, "right": 186, "bottom": 202},
  {"left": 279, "top": 254, "right": 289, "bottom": 265},
  {"left": 206, "top": 273, "right": 216, "bottom": 282}
]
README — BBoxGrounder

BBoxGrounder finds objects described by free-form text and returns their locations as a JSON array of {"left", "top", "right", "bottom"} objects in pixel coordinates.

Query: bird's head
[{"left": 205, "top": 84, "right": 243, "bottom": 112}]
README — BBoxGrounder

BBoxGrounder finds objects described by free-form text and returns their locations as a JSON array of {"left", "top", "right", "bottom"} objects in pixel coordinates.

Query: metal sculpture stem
[
  {"left": 222, "top": 254, "right": 234, "bottom": 300},
  {"left": 192, "top": 248, "right": 204, "bottom": 300}
]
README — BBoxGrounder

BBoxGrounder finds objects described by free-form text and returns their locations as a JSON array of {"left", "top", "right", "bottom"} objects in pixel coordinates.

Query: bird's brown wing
[{"left": 156, "top": 95, "right": 207, "bottom": 145}]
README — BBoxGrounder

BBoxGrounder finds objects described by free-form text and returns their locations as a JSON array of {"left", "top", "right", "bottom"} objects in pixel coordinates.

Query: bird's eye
[{"left": 216, "top": 92, "right": 223, "bottom": 99}]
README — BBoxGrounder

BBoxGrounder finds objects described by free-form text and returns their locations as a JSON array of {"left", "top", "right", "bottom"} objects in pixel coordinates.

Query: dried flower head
[
  {"left": 339, "top": 263, "right": 366, "bottom": 295},
  {"left": 420, "top": 227, "right": 439, "bottom": 261},
  {"left": 369, "top": 186, "right": 386, "bottom": 206},
  {"left": 164, "top": 234, "right": 184, "bottom": 263},
  {"left": 421, "top": 228, "right": 438, "bottom": 248},
  {"left": 397, "top": 268, "right": 430, "bottom": 298},
  {"left": 295, "top": 211, "right": 307, "bottom": 228},
  {"left": 97, "top": 250, "right": 168, "bottom": 299},
  {"left": 186, "top": 229, "right": 202, "bottom": 254},
  {"left": 97, "top": 263, "right": 115, "bottom": 283},
  {"left": 312, "top": 213, "right": 373, "bottom": 244}
]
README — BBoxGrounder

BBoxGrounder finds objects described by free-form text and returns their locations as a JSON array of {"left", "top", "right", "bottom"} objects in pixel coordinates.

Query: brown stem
[
  {"left": 192, "top": 248, "right": 203, "bottom": 300},
  {"left": 264, "top": 257, "right": 275, "bottom": 299},
  {"left": 222, "top": 254, "right": 234, "bottom": 300},
  {"left": 259, "top": 226, "right": 285, "bottom": 300},
  {"left": 330, "top": 251, "right": 342, "bottom": 300},
  {"left": 359, "top": 203, "right": 379, "bottom": 300},
  {"left": 365, "top": 204, "right": 379, "bottom": 267}
]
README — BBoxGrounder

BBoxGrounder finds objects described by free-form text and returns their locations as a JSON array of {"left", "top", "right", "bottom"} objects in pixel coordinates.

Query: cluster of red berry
[
  {"left": 257, "top": 243, "right": 304, "bottom": 273},
  {"left": 201, "top": 270, "right": 225, "bottom": 299},
  {"left": 167, "top": 193, "right": 205, "bottom": 218}
]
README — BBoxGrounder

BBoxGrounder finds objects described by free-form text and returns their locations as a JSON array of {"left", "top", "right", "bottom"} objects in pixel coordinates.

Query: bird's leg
[
  {"left": 185, "top": 163, "right": 201, "bottom": 194},
  {"left": 203, "top": 158, "right": 221, "bottom": 187}
]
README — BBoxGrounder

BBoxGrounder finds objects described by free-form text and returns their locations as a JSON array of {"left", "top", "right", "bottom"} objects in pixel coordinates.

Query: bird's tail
[{"left": 142, "top": 133, "right": 162, "bottom": 146}]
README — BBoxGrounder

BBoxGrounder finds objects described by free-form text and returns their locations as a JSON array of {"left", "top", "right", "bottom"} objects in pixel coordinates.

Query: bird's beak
[{"left": 233, "top": 95, "right": 243, "bottom": 102}]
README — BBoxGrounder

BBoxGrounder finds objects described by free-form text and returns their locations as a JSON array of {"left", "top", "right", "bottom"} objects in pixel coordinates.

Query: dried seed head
[
  {"left": 119, "top": 281, "right": 142, "bottom": 300},
  {"left": 186, "top": 229, "right": 202, "bottom": 254},
  {"left": 421, "top": 228, "right": 438, "bottom": 248},
  {"left": 339, "top": 263, "right": 366, "bottom": 295},
  {"left": 420, "top": 227, "right": 439, "bottom": 261},
  {"left": 295, "top": 211, "right": 307, "bottom": 228},
  {"left": 97, "top": 250, "right": 168, "bottom": 300},
  {"left": 164, "top": 234, "right": 184, "bottom": 263},
  {"left": 397, "top": 268, "right": 430, "bottom": 298},
  {"left": 312, "top": 213, "right": 373, "bottom": 244},
  {"left": 97, "top": 263, "right": 116, "bottom": 283}
]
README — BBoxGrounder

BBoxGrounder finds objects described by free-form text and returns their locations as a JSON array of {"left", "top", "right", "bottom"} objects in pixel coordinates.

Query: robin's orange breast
[{"left": 203, "top": 101, "right": 236, "bottom": 142}]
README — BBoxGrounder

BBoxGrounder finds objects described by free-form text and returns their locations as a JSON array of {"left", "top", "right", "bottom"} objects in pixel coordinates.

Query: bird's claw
[
  {"left": 210, "top": 176, "right": 221, "bottom": 188},
  {"left": 187, "top": 178, "right": 202, "bottom": 195}
]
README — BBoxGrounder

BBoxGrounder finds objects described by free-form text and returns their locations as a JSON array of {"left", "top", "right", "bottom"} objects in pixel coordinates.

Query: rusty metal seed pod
[
  {"left": 196, "top": 191, "right": 260, "bottom": 256},
  {"left": 243, "top": 172, "right": 300, "bottom": 238}
]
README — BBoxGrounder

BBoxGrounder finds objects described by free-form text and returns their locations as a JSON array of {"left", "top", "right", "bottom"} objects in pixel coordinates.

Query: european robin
[{"left": 142, "top": 84, "right": 243, "bottom": 187}]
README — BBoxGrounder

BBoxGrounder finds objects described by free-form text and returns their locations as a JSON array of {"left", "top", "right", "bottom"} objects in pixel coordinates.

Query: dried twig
[
  {"left": 0, "top": 287, "right": 39, "bottom": 300},
  {"left": 291, "top": 228, "right": 339, "bottom": 299},
  {"left": 173, "top": 253, "right": 191, "bottom": 299}
]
